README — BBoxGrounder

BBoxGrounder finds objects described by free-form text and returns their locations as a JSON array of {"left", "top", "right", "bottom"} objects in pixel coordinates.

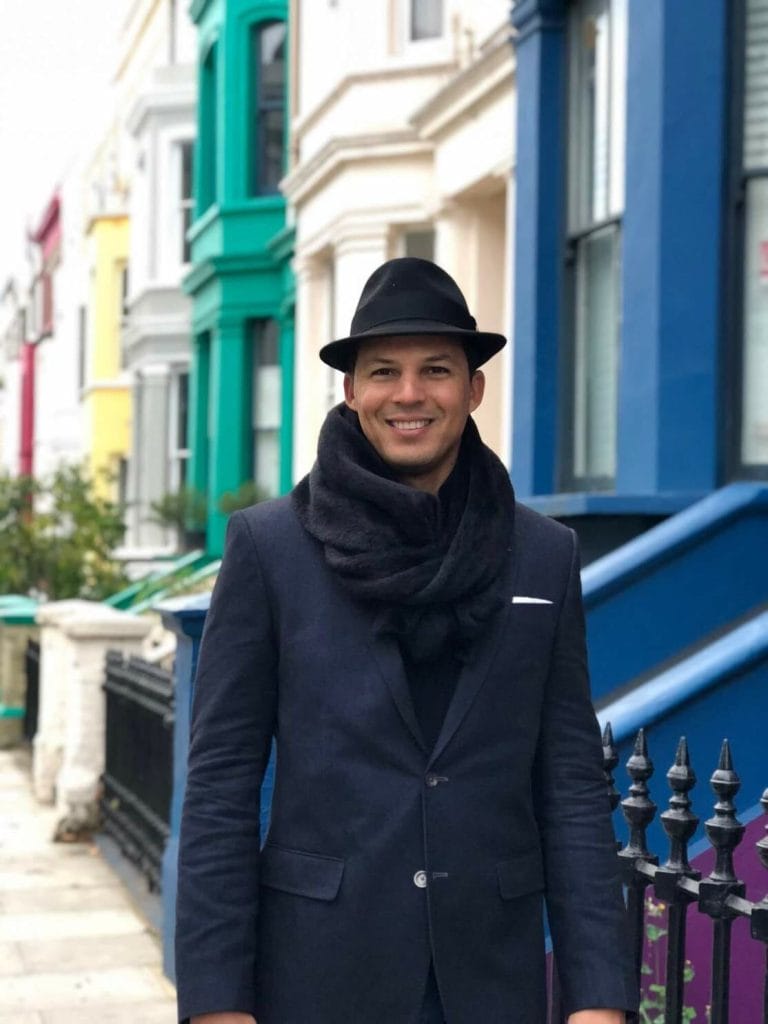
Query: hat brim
[{"left": 319, "top": 320, "right": 507, "bottom": 372}]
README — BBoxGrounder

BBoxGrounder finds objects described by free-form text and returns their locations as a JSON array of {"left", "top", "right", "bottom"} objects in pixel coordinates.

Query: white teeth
[{"left": 390, "top": 420, "right": 430, "bottom": 430}]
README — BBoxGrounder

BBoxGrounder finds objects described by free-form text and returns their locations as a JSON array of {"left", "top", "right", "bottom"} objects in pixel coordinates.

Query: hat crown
[{"left": 350, "top": 257, "right": 476, "bottom": 335}]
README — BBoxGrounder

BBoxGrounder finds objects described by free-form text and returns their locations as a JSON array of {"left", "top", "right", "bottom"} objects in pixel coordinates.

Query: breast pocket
[{"left": 260, "top": 843, "right": 345, "bottom": 901}]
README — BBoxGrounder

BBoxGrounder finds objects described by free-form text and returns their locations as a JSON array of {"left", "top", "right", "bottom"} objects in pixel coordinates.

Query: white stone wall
[{"left": 32, "top": 600, "right": 154, "bottom": 834}]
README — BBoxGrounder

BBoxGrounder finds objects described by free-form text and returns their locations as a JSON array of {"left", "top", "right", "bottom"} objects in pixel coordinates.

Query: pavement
[{"left": 0, "top": 747, "right": 178, "bottom": 1024}]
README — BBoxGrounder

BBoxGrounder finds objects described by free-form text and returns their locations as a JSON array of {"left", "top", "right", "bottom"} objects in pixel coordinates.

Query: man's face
[{"left": 343, "top": 335, "right": 485, "bottom": 494}]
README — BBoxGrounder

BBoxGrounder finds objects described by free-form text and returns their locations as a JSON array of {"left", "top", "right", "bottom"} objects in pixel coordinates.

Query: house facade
[
  {"left": 120, "top": 0, "right": 199, "bottom": 552},
  {"left": 28, "top": 189, "right": 85, "bottom": 485},
  {"left": 285, "top": 0, "right": 515, "bottom": 480},
  {"left": 511, "top": 0, "right": 768, "bottom": 560},
  {"left": 186, "top": 0, "right": 293, "bottom": 556},
  {"left": 0, "top": 279, "right": 26, "bottom": 476},
  {"left": 82, "top": 134, "right": 132, "bottom": 504}
]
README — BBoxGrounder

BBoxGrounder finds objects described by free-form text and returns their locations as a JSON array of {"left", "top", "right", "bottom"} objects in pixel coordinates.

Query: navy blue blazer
[{"left": 176, "top": 497, "right": 637, "bottom": 1023}]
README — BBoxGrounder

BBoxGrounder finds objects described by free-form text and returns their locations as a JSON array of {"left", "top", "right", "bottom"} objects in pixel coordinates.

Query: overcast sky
[{"left": 0, "top": 0, "right": 129, "bottom": 282}]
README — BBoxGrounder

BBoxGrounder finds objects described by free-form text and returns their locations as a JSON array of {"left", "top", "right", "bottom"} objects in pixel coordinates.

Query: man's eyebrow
[{"left": 362, "top": 353, "right": 458, "bottom": 365}]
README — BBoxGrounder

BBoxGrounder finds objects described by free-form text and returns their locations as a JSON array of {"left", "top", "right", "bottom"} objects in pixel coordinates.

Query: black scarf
[{"left": 291, "top": 404, "right": 515, "bottom": 662}]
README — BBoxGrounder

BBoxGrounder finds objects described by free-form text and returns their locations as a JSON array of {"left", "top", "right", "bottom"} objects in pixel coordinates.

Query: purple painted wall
[{"left": 640, "top": 807, "right": 766, "bottom": 1021}]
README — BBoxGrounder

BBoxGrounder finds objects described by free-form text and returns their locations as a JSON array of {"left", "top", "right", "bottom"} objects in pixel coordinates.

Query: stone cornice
[
  {"left": 281, "top": 130, "right": 433, "bottom": 208},
  {"left": 126, "top": 73, "right": 197, "bottom": 137},
  {"left": 292, "top": 58, "right": 456, "bottom": 143},
  {"left": 410, "top": 29, "right": 515, "bottom": 141}
]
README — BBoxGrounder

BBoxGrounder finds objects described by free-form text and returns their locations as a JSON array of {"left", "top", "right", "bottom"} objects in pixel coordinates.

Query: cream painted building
[{"left": 284, "top": 0, "right": 515, "bottom": 479}]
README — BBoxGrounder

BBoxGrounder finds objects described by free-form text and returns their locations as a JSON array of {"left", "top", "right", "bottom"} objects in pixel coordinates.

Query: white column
[
  {"left": 33, "top": 601, "right": 103, "bottom": 804},
  {"left": 55, "top": 609, "right": 154, "bottom": 835},
  {"left": 292, "top": 252, "right": 333, "bottom": 480}
]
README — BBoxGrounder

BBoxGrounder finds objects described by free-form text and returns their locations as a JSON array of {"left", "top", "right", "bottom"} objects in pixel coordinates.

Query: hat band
[{"left": 351, "top": 291, "right": 476, "bottom": 335}]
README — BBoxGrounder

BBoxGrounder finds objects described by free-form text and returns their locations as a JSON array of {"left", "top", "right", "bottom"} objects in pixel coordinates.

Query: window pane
[
  {"left": 252, "top": 21, "right": 286, "bottom": 195},
  {"left": 254, "top": 429, "right": 280, "bottom": 498},
  {"left": 260, "top": 22, "right": 286, "bottom": 104},
  {"left": 181, "top": 141, "right": 194, "bottom": 200},
  {"left": 411, "top": 0, "right": 443, "bottom": 40},
  {"left": 744, "top": 0, "right": 768, "bottom": 171},
  {"left": 252, "top": 320, "right": 281, "bottom": 497},
  {"left": 569, "top": 0, "right": 627, "bottom": 230},
  {"left": 177, "top": 372, "right": 190, "bottom": 450},
  {"left": 572, "top": 224, "right": 621, "bottom": 483},
  {"left": 741, "top": 178, "right": 768, "bottom": 464},
  {"left": 404, "top": 229, "right": 435, "bottom": 261},
  {"left": 261, "top": 108, "right": 285, "bottom": 194}
]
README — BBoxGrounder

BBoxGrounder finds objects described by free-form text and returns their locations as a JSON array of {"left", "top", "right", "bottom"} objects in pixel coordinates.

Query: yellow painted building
[{"left": 82, "top": 213, "right": 132, "bottom": 502}]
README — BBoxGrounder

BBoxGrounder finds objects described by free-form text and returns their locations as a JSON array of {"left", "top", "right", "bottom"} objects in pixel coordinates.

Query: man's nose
[{"left": 392, "top": 372, "right": 425, "bottom": 404}]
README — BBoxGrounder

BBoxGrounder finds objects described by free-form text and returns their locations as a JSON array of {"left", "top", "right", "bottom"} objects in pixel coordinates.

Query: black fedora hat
[{"left": 319, "top": 257, "right": 507, "bottom": 372}]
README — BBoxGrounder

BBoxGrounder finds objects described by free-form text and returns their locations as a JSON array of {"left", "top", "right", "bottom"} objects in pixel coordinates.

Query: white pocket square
[{"left": 512, "top": 596, "right": 553, "bottom": 605}]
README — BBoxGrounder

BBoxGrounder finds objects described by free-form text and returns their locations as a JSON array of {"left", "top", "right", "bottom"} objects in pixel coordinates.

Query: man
[{"left": 176, "top": 258, "right": 637, "bottom": 1024}]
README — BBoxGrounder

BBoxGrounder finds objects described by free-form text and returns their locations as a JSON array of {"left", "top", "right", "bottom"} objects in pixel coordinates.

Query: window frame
[
  {"left": 560, "top": 0, "right": 628, "bottom": 493},
  {"left": 168, "top": 366, "right": 191, "bottom": 492},
  {"left": 249, "top": 317, "right": 282, "bottom": 499},
  {"left": 248, "top": 18, "right": 287, "bottom": 198},
  {"left": 725, "top": 0, "right": 768, "bottom": 480}
]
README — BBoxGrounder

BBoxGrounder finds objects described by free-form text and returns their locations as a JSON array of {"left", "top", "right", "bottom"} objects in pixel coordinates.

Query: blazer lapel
[
  {"left": 368, "top": 626, "right": 427, "bottom": 754},
  {"left": 426, "top": 601, "right": 512, "bottom": 767}
]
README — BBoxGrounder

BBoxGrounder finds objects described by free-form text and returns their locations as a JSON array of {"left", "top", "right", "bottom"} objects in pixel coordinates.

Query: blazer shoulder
[
  {"left": 235, "top": 495, "right": 300, "bottom": 541},
  {"left": 514, "top": 500, "right": 575, "bottom": 560},
  {"left": 232, "top": 494, "right": 317, "bottom": 566}
]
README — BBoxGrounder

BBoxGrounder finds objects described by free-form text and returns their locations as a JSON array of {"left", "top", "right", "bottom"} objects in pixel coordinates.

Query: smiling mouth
[{"left": 386, "top": 419, "right": 433, "bottom": 431}]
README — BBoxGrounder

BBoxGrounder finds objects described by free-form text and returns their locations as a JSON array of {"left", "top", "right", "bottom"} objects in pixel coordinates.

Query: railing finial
[
  {"left": 618, "top": 727, "right": 657, "bottom": 863},
  {"left": 704, "top": 738, "right": 745, "bottom": 885},
  {"left": 660, "top": 735, "right": 699, "bottom": 876}
]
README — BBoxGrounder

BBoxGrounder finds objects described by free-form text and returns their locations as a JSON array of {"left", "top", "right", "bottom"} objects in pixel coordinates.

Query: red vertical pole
[{"left": 19, "top": 341, "right": 35, "bottom": 477}]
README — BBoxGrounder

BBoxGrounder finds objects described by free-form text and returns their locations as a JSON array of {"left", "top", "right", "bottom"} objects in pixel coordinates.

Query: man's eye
[{"left": 426, "top": 366, "right": 450, "bottom": 375}]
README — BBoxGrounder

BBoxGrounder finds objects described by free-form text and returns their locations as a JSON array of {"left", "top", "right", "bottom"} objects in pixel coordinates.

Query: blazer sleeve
[
  {"left": 175, "top": 510, "right": 277, "bottom": 1023},
  {"left": 533, "top": 530, "right": 638, "bottom": 1018}
]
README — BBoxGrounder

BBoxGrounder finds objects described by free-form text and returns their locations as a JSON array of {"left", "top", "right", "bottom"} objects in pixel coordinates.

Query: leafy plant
[
  {"left": 148, "top": 485, "right": 208, "bottom": 535},
  {"left": 217, "top": 480, "right": 270, "bottom": 515},
  {"left": 0, "top": 464, "right": 129, "bottom": 600},
  {"left": 639, "top": 895, "right": 697, "bottom": 1023}
]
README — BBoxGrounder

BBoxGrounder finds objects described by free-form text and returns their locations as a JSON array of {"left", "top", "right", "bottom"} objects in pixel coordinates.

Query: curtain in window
[{"left": 740, "top": 0, "right": 768, "bottom": 466}]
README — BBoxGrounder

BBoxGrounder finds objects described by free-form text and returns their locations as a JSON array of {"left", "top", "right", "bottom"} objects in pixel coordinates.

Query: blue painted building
[
  {"left": 510, "top": 12, "right": 768, "bottom": 984},
  {"left": 511, "top": 0, "right": 768, "bottom": 563}
]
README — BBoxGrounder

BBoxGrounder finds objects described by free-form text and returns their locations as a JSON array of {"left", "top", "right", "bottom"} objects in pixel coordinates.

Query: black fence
[
  {"left": 23, "top": 638, "right": 40, "bottom": 743},
  {"left": 550, "top": 726, "right": 768, "bottom": 1024},
  {"left": 100, "top": 650, "right": 174, "bottom": 891}
]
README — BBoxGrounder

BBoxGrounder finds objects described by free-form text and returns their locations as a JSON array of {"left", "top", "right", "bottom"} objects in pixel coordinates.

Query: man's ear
[
  {"left": 469, "top": 370, "right": 485, "bottom": 413},
  {"left": 343, "top": 372, "right": 356, "bottom": 410}
]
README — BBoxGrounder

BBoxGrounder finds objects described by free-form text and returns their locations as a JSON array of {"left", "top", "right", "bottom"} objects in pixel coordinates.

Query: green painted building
[{"left": 186, "top": 0, "right": 293, "bottom": 555}]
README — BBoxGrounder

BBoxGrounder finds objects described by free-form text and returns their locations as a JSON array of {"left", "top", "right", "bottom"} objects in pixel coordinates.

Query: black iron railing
[
  {"left": 23, "top": 638, "right": 40, "bottom": 742},
  {"left": 550, "top": 726, "right": 768, "bottom": 1024},
  {"left": 100, "top": 650, "right": 174, "bottom": 891}
]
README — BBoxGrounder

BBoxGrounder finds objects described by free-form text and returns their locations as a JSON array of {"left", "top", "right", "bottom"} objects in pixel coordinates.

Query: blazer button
[
  {"left": 425, "top": 773, "right": 448, "bottom": 787},
  {"left": 413, "top": 870, "right": 428, "bottom": 888}
]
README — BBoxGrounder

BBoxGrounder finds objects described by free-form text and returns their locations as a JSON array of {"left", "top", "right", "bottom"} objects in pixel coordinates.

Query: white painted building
[
  {"left": 284, "top": 0, "right": 515, "bottom": 479},
  {"left": 29, "top": 180, "right": 87, "bottom": 485},
  {"left": 118, "top": 0, "right": 198, "bottom": 552},
  {"left": 0, "top": 278, "right": 25, "bottom": 476}
]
